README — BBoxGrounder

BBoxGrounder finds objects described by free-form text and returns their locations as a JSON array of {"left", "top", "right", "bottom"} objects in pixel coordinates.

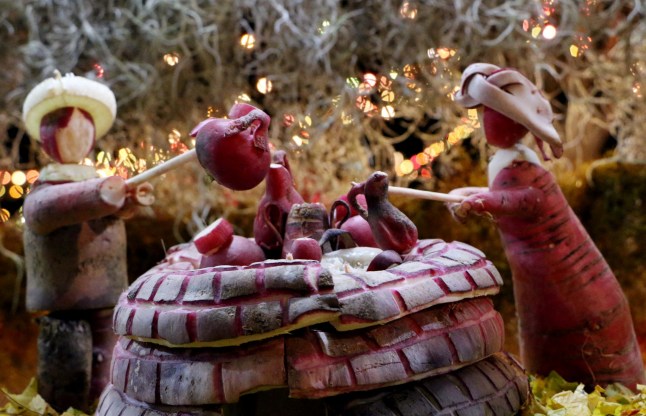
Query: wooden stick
[
  {"left": 125, "top": 149, "right": 197, "bottom": 187},
  {"left": 389, "top": 186, "right": 467, "bottom": 203}
]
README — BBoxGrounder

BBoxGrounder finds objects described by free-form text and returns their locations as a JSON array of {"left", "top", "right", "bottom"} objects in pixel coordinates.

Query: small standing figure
[
  {"left": 447, "top": 63, "right": 645, "bottom": 389},
  {"left": 21, "top": 72, "right": 147, "bottom": 411}
]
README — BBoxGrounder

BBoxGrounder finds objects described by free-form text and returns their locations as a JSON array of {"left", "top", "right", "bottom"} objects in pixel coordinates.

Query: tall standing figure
[
  {"left": 22, "top": 72, "right": 145, "bottom": 411},
  {"left": 447, "top": 63, "right": 645, "bottom": 389}
]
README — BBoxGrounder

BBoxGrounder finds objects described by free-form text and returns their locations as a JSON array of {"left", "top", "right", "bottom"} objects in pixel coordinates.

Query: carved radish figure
[{"left": 448, "top": 63, "right": 645, "bottom": 389}]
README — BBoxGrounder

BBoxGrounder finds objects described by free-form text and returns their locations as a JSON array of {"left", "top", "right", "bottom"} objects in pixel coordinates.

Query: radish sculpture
[
  {"left": 190, "top": 103, "right": 271, "bottom": 191},
  {"left": 347, "top": 171, "right": 418, "bottom": 254},
  {"left": 21, "top": 72, "right": 153, "bottom": 412},
  {"left": 98, "top": 140, "right": 529, "bottom": 414},
  {"left": 448, "top": 63, "right": 645, "bottom": 389}
]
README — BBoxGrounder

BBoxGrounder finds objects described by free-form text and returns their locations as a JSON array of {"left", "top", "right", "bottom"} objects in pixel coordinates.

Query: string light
[
  {"left": 8, "top": 185, "right": 23, "bottom": 199},
  {"left": 381, "top": 105, "right": 395, "bottom": 119},
  {"left": 0, "top": 208, "right": 9, "bottom": 222},
  {"left": 1, "top": 171, "right": 10, "bottom": 185},
  {"left": 240, "top": 33, "right": 256, "bottom": 50},
  {"left": 542, "top": 25, "right": 557, "bottom": 39},
  {"left": 399, "top": 1, "right": 418, "bottom": 19},
  {"left": 11, "top": 171, "right": 26, "bottom": 186},
  {"left": 93, "top": 63, "right": 105, "bottom": 78},
  {"left": 399, "top": 159, "right": 414, "bottom": 175},
  {"left": 283, "top": 114, "right": 295, "bottom": 127},
  {"left": 163, "top": 52, "right": 180, "bottom": 66},
  {"left": 256, "top": 77, "right": 273, "bottom": 94},
  {"left": 26, "top": 170, "right": 39, "bottom": 184}
]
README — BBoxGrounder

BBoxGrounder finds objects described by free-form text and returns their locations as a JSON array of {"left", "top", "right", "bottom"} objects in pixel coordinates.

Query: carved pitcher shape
[{"left": 253, "top": 163, "right": 304, "bottom": 258}]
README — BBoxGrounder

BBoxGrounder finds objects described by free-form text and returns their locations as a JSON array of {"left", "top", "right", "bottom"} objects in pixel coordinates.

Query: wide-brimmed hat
[
  {"left": 22, "top": 71, "right": 116, "bottom": 141},
  {"left": 455, "top": 63, "right": 562, "bottom": 158}
]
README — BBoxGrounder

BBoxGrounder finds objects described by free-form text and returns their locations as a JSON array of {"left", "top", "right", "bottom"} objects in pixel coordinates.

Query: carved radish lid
[{"left": 113, "top": 238, "right": 502, "bottom": 348}]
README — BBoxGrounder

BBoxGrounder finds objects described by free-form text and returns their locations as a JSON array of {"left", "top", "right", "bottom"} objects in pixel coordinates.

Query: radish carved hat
[
  {"left": 454, "top": 63, "right": 563, "bottom": 158},
  {"left": 22, "top": 71, "right": 117, "bottom": 142}
]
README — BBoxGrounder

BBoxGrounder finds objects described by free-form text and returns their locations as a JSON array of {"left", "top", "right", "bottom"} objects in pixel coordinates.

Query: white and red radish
[
  {"left": 281, "top": 202, "right": 328, "bottom": 259},
  {"left": 366, "top": 249, "right": 402, "bottom": 271},
  {"left": 22, "top": 71, "right": 117, "bottom": 147},
  {"left": 199, "top": 235, "right": 266, "bottom": 268},
  {"left": 339, "top": 215, "right": 378, "bottom": 248},
  {"left": 287, "top": 237, "right": 322, "bottom": 261},
  {"left": 191, "top": 104, "right": 272, "bottom": 191},
  {"left": 193, "top": 218, "right": 234, "bottom": 255},
  {"left": 39, "top": 107, "right": 95, "bottom": 163}
]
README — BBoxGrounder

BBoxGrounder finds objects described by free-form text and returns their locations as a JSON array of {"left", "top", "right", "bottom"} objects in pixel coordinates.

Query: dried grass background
[{"left": 0, "top": 0, "right": 645, "bottom": 236}]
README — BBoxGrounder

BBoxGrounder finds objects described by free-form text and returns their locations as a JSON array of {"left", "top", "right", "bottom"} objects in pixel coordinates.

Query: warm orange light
[
  {"left": 0, "top": 208, "right": 9, "bottom": 222},
  {"left": 8, "top": 185, "right": 23, "bottom": 199},
  {"left": 26, "top": 169, "right": 40, "bottom": 184},
  {"left": 256, "top": 77, "right": 273, "bottom": 94},
  {"left": 1, "top": 171, "right": 10, "bottom": 185},
  {"left": 415, "top": 152, "right": 429, "bottom": 166},
  {"left": 399, "top": 160, "right": 414, "bottom": 175},
  {"left": 399, "top": 1, "right": 418, "bottom": 19},
  {"left": 363, "top": 73, "right": 377, "bottom": 87},
  {"left": 163, "top": 52, "right": 180, "bottom": 66},
  {"left": 240, "top": 33, "right": 256, "bottom": 49}
]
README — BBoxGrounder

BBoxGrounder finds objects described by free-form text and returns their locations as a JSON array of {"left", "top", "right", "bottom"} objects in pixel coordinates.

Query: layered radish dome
[{"left": 96, "top": 106, "right": 529, "bottom": 415}]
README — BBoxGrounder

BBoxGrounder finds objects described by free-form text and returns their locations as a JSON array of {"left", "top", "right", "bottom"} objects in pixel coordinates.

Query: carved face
[{"left": 40, "top": 106, "right": 95, "bottom": 164}]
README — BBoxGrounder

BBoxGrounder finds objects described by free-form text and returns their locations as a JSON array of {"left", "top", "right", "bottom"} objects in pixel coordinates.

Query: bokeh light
[
  {"left": 240, "top": 33, "right": 256, "bottom": 49},
  {"left": 11, "top": 171, "right": 26, "bottom": 186}
]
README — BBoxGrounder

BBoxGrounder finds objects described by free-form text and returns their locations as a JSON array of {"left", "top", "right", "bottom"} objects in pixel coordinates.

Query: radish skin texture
[
  {"left": 348, "top": 172, "right": 418, "bottom": 254},
  {"left": 193, "top": 218, "right": 234, "bottom": 255},
  {"left": 339, "top": 215, "right": 378, "bottom": 248},
  {"left": 193, "top": 106, "right": 271, "bottom": 191},
  {"left": 253, "top": 163, "right": 304, "bottom": 258},
  {"left": 40, "top": 107, "right": 95, "bottom": 163},
  {"left": 24, "top": 185, "right": 128, "bottom": 311},
  {"left": 452, "top": 160, "right": 645, "bottom": 389},
  {"left": 200, "top": 236, "right": 266, "bottom": 268},
  {"left": 289, "top": 237, "right": 323, "bottom": 261},
  {"left": 23, "top": 176, "right": 126, "bottom": 235}
]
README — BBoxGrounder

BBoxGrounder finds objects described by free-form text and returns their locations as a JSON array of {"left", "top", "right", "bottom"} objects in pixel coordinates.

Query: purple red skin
[
  {"left": 40, "top": 107, "right": 95, "bottom": 163},
  {"left": 339, "top": 215, "right": 378, "bottom": 248},
  {"left": 199, "top": 235, "right": 266, "bottom": 268},
  {"left": 330, "top": 194, "right": 367, "bottom": 225},
  {"left": 366, "top": 249, "right": 402, "bottom": 271},
  {"left": 348, "top": 172, "right": 418, "bottom": 254},
  {"left": 253, "top": 164, "right": 304, "bottom": 258},
  {"left": 289, "top": 237, "right": 323, "bottom": 261},
  {"left": 457, "top": 161, "right": 645, "bottom": 389},
  {"left": 192, "top": 106, "right": 271, "bottom": 191}
]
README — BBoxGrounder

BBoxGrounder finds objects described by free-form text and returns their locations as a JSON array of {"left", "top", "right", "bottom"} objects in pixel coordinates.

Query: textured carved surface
[
  {"left": 114, "top": 258, "right": 338, "bottom": 347},
  {"left": 96, "top": 384, "right": 222, "bottom": 415},
  {"left": 111, "top": 337, "right": 285, "bottom": 405},
  {"left": 335, "top": 352, "right": 529, "bottom": 416},
  {"left": 332, "top": 239, "right": 502, "bottom": 330},
  {"left": 115, "top": 240, "right": 501, "bottom": 347},
  {"left": 287, "top": 298, "right": 504, "bottom": 398}
]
